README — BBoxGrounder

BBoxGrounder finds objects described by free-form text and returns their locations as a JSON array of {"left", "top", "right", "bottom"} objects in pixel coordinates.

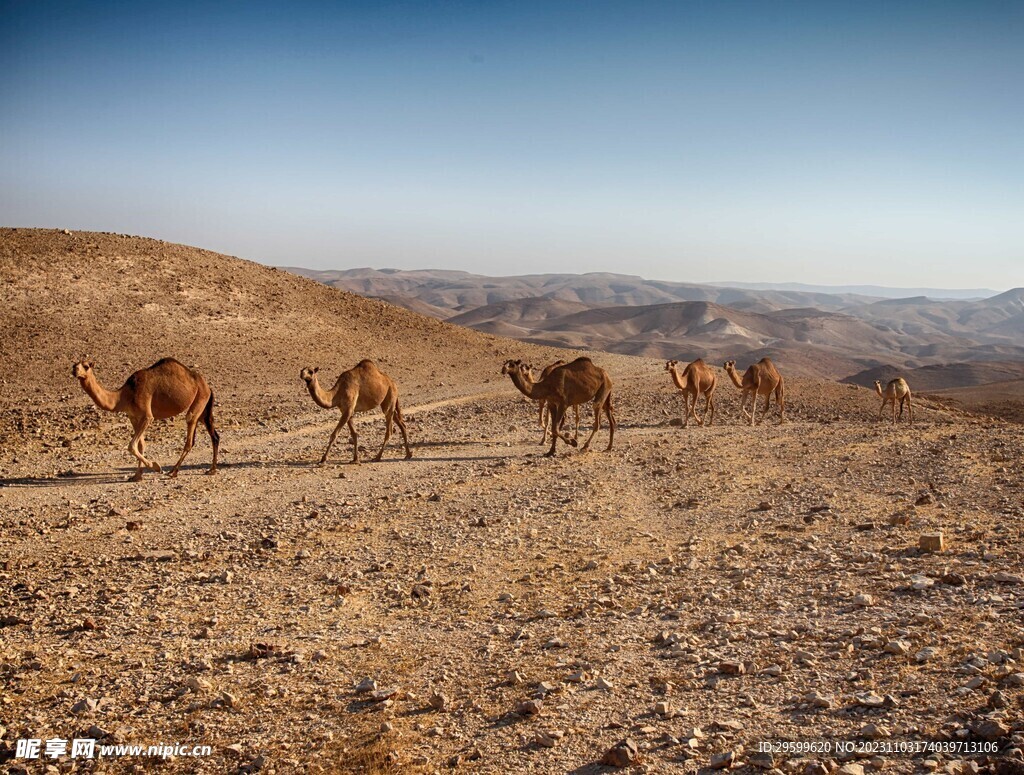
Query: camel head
[
  {"left": 72, "top": 360, "right": 94, "bottom": 379},
  {"left": 501, "top": 359, "right": 523, "bottom": 376},
  {"left": 299, "top": 366, "right": 320, "bottom": 384},
  {"left": 723, "top": 360, "right": 736, "bottom": 371},
  {"left": 874, "top": 380, "right": 882, "bottom": 387},
  {"left": 665, "top": 360, "right": 678, "bottom": 372}
]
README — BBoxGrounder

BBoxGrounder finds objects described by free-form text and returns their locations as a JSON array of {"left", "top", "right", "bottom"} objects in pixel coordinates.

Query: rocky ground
[
  {"left": 1, "top": 231, "right": 1022, "bottom": 774},
  {"left": 2, "top": 369, "right": 1022, "bottom": 775}
]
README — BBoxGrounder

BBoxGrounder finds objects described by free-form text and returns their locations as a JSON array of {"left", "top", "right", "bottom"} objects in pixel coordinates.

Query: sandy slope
[{"left": 1, "top": 230, "right": 1022, "bottom": 775}]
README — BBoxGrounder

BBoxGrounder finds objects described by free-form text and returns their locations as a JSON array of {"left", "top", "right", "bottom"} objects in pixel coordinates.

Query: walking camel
[
  {"left": 665, "top": 358, "right": 717, "bottom": 427},
  {"left": 71, "top": 358, "right": 220, "bottom": 481},
  {"left": 874, "top": 378, "right": 913, "bottom": 425},
  {"left": 723, "top": 358, "right": 785, "bottom": 425},
  {"left": 502, "top": 357, "right": 615, "bottom": 457},
  {"left": 300, "top": 360, "right": 412, "bottom": 464},
  {"left": 527, "top": 360, "right": 581, "bottom": 444}
]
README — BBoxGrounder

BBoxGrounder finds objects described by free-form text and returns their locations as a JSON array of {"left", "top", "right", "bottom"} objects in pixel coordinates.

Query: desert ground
[{"left": 1, "top": 230, "right": 1022, "bottom": 774}]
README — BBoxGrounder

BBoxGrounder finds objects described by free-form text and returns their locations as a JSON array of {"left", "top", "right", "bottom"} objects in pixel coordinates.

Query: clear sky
[{"left": 2, "top": 1, "right": 1021, "bottom": 289}]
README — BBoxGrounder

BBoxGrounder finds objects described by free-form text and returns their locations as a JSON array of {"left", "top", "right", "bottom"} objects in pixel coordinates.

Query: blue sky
[{"left": 2, "top": 1, "right": 1021, "bottom": 289}]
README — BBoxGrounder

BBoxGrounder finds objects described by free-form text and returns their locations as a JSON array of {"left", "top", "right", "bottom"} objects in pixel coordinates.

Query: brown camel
[
  {"left": 526, "top": 360, "right": 581, "bottom": 444},
  {"left": 874, "top": 378, "right": 913, "bottom": 425},
  {"left": 502, "top": 357, "right": 615, "bottom": 457},
  {"left": 71, "top": 358, "right": 219, "bottom": 481},
  {"left": 300, "top": 360, "right": 411, "bottom": 464},
  {"left": 665, "top": 358, "right": 717, "bottom": 427},
  {"left": 723, "top": 358, "right": 785, "bottom": 425}
]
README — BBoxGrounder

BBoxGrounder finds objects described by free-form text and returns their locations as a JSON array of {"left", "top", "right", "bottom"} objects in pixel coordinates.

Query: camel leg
[
  {"left": 906, "top": 395, "right": 913, "bottom": 424},
  {"left": 201, "top": 390, "right": 219, "bottom": 474},
  {"left": 169, "top": 392, "right": 207, "bottom": 477},
  {"left": 393, "top": 404, "right": 412, "bottom": 459},
  {"left": 740, "top": 391, "right": 753, "bottom": 423},
  {"left": 544, "top": 406, "right": 566, "bottom": 457},
  {"left": 604, "top": 395, "right": 615, "bottom": 451},
  {"left": 319, "top": 408, "right": 355, "bottom": 465},
  {"left": 694, "top": 391, "right": 707, "bottom": 426},
  {"left": 581, "top": 388, "right": 612, "bottom": 452},
  {"left": 347, "top": 419, "right": 359, "bottom": 463},
  {"left": 579, "top": 400, "right": 602, "bottom": 453},
  {"left": 128, "top": 416, "right": 159, "bottom": 480},
  {"left": 705, "top": 391, "right": 715, "bottom": 426},
  {"left": 573, "top": 405, "right": 581, "bottom": 440},
  {"left": 168, "top": 413, "right": 201, "bottom": 477},
  {"left": 892, "top": 399, "right": 897, "bottom": 426},
  {"left": 539, "top": 402, "right": 550, "bottom": 445},
  {"left": 374, "top": 410, "right": 393, "bottom": 462}
]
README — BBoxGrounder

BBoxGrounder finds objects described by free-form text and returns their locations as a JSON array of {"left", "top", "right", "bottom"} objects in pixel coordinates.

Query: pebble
[
  {"left": 710, "top": 751, "right": 736, "bottom": 769},
  {"left": 516, "top": 699, "right": 543, "bottom": 716},
  {"left": 602, "top": 738, "right": 639, "bottom": 768},
  {"left": 354, "top": 677, "right": 377, "bottom": 694}
]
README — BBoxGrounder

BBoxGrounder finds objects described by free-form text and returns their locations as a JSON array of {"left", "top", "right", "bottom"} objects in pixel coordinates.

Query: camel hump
[
  {"left": 569, "top": 357, "right": 593, "bottom": 365},
  {"left": 151, "top": 357, "right": 185, "bottom": 369},
  {"left": 356, "top": 359, "right": 378, "bottom": 370}
]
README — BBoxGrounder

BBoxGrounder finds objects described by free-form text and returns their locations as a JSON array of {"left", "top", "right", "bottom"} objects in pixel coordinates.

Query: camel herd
[{"left": 70, "top": 356, "right": 914, "bottom": 480}]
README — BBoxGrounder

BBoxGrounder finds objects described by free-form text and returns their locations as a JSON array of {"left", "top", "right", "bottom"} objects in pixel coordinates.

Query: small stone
[
  {"left": 884, "top": 640, "right": 910, "bottom": 656},
  {"left": 970, "top": 719, "right": 1008, "bottom": 741},
  {"left": 595, "top": 677, "right": 614, "bottom": 691},
  {"left": 534, "top": 729, "right": 564, "bottom": 748},
  {"left": 185, "top": 676, "right": 212, "bottom": 692},
  {"left": 805, "top": 691, "right": 833, "bottom": 709},
  {"left": 916, "top": 647, "right": 938, "bottom": 663},
  {"left": 860, "top": 723, "right": 889, "bottom": 740},
  {"left": 516, "top": 698, "right": 543, "bottom": 716},
  {"left": 919, "top": 533, "right": 945, "bottom": 553},
  {"left": 838, "top": 765, "right": 866, "bottom": 775},
  {"left": 653, "top": 701, "right": 673, "bottom": 717},
  {"left": 852, "top": 594, "right": 875, "bottom": 607},
  {"left": 719, "top": 660, "right": 746, "bottom": 675},
  {"left": 749, "top": 752, "right": 775, "bottom": 769},
  {"left": 354, "top": 677, "right": 377, "bottom": 694},
  {"left": 428, "top": 692, "right": 449, "bottom": 711},
  {"left": 71, "top": 698, "right": 98, "bottom": 715},
  {"left": 602, "top": 738, "right": 640, "bottom": 768},
  {"left": 710, "top": 751, "right": 736, "bottom": 769},
  {"left": 855, "top": 692, "right": 886, "bottom": 708}
]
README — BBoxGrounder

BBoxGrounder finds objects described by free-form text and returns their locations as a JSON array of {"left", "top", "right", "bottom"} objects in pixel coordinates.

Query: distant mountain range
[
  {"left": 706, "top": 282, "right": 1000, "bottom": 300},
  {"left": 284, "top": 266, "right": 1024, "bottom": 387}
]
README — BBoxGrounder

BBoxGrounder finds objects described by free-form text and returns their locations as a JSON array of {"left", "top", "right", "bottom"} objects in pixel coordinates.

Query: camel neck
[
  {"left": 306, "top": 376, "right": 336, "bottom": 409},
  {"left": 79, "top": 372, "right": 121, "bottom": 412},
  {"left": 508, "top": 369, "right": 540, "bottom": 400},
  {"left": 725, "top": 368, "right": 744, "bottom": 389},
  {"left": 669, "top": 367, "right": 689, "bottom": 391}
]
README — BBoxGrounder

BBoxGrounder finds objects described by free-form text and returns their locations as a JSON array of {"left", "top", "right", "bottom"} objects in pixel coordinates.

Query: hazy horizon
[{"left": 3, "top": 1, "right": 1022, "bottom": 290}]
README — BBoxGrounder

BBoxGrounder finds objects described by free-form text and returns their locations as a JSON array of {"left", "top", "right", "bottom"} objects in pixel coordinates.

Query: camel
[
  {"left": 665, "top": 359, "right": 717, "bottom": 427},
  {"left": 300, "top": 360, "right": 411, "bottom": 464},
  {"left": 502, "top": 357, "right": 615, "bottom": 457},
  {"left": 874, "top": 378, "right": 913, "bottom": 425},
  {"left": 71, "top": 358, "right": 219, "bottom": 481},
  {"left": 723, "top": 358, "right": 785, "bottom": 426},
  {"left": 526, "top": 360, "right": 581, "bottom": 445}
]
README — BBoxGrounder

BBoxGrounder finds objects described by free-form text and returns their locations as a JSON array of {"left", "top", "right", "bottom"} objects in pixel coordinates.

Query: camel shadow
[{"left": 0, "top": 471, "right": 129, "bottom": 488}]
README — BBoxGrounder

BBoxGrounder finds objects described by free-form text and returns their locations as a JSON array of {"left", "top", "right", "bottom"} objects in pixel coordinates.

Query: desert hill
[{"left": 0, "top": 229, "right": 592, "bottom": 446}]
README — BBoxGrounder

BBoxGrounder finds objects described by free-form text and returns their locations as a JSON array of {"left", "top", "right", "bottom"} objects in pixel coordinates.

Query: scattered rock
[{"left": 602, "top": 738, "right": 640, "bottom": 768}]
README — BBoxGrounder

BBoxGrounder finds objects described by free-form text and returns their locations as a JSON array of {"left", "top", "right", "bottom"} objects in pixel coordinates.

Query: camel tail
[{"left": 203, "top": 391, "right": 220, "bottom": 445}]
